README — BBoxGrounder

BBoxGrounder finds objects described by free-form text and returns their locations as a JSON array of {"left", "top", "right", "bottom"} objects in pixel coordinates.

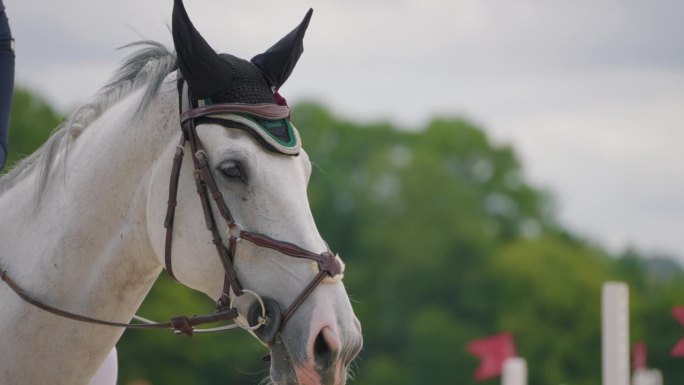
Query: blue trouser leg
[{"left": 0, "top": 6, "right": 14, "bottom": 170}]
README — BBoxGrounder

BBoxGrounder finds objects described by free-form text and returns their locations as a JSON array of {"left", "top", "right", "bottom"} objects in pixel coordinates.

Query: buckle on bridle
[
  {"left": 227, "top": 223, "right": 243, "bottom": 239},
  {"left": 312, "top": 253, "right": 345, "bottom": 284}
]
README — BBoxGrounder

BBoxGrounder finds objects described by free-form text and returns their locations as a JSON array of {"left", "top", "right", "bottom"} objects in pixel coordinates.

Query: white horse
[{"left": 0, "top": 2, "right": 362, "bottom": 384}]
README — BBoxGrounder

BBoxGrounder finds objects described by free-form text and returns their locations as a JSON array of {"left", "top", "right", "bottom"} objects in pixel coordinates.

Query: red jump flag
[
  {"left": 672, "top": 306, "right": 684, "bottom": 357},
  {"left": 467, "top": 333, "right": 517, "bottom": 381},
  {"left": 632, "top": 342, "right": 647, "bottom": 370}
]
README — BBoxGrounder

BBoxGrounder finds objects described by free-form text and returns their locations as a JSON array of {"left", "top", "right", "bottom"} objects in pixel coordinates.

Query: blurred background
[{"left": 3, "top": 0, "right": 683, "bottom": 384}]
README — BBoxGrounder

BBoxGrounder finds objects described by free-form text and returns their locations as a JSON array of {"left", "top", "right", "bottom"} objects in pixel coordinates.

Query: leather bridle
[
  {"left": 164, "top": 79, "right": 344, "bottom": 342},
  {"left": 0, "top": 78, "right": 343, "bottom": 346}
]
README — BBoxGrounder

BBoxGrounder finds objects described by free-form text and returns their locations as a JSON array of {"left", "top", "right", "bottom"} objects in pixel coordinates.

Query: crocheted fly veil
[{"left": 172, "top": 0, "right": 312, "bottom": 155}]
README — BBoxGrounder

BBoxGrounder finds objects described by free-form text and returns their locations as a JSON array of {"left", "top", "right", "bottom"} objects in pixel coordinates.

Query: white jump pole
[
  {"left": 602, "top": 282, "right": 630, "bottom": 385},
  {"left": 648, "top": 369, "right": 663, "bottom": 385},
  {"left": 501, "top": 357, "right": 527, "bottom": 385},
  {"left": 632, "top": 369, "right": 663, "bottom": 385}
]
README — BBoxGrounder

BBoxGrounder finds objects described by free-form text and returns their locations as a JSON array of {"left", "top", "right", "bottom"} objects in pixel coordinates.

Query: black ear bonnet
[
  {"left": 172, "top": 0, "right": 311, "bottom": 105},
  {"left": 172, "top": 0, "right": 311, "bottom": 155}
]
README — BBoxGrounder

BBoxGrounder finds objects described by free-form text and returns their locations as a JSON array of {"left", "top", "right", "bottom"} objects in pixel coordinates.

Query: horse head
[{"left": 145, "top": 1, "right": 362, "bottom": 384}]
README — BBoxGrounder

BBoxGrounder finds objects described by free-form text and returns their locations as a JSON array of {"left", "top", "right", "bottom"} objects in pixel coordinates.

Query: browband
[
  {"left": 181, "top": 101, "right": 301, "bottom": 156},
  {"left": 180, "top": 103, "right": 290, "bottom": 121}
]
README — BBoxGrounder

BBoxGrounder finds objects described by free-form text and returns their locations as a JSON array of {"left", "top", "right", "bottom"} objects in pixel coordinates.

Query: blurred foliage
[
  {"left": 4, "top": 90, "right": 684, "bottom": 384},
  {"left": 2, "top": 87, "right": 62, "bottom": 172}
]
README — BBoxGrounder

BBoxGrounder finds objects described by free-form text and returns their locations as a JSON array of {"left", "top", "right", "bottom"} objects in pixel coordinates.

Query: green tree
[
  {"left": 489, "top": 237, "right": 610, "bottom": 385},
  {"left": 2, "top": 88, "right": 62, "bottom": 171}
]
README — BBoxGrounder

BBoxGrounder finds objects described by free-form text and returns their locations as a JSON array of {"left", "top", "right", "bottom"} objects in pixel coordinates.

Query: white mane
[{"left": 0, "top": 41, "right": 177, "bottom": 197}]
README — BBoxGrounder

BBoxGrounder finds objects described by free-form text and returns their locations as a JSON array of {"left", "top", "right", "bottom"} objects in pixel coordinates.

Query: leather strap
[
  {"left": 183, "top": 117, "right": 242, "bottom": 298},
  {"left": 181, "top": 103, "right": 290, "bottom": 123},
  {"left": 0, "top": 269, "right": 237, "bottom": 336},
  {"left": 280, "top": 271, "right": 327, "bottom": 328},
  {"left": 239, "top": 232, "right": 342, "bottom": 276},
  {"left": 163, "top": 134, "right": 186, "bottom": 282}
]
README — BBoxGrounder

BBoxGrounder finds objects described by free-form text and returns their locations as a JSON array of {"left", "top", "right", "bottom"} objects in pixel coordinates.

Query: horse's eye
[{"left": 219, "top": 160, "right": 246, "bottom": 182}]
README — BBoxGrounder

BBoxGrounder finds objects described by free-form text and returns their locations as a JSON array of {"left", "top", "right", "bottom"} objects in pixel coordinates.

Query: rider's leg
[{"left": 0, "top": 2, "right": 15, "bottom": 170}]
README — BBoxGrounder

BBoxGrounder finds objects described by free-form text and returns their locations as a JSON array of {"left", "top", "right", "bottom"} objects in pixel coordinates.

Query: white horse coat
[{"left": 0, "top": 24, "right": 361, "bottom": 385}]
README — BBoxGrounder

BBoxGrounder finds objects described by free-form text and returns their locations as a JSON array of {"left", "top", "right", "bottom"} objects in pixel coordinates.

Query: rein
[
  {"left": 0, "top": 78, "right": 343, "bottom": 345},
  {"left": 0, "top": 269, "right": 238, "bottom": 333}
]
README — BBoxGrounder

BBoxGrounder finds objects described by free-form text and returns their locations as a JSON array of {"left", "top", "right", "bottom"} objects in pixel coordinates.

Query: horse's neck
[{"left": 0, "top": 88, "right": 176, "bottom": 384}]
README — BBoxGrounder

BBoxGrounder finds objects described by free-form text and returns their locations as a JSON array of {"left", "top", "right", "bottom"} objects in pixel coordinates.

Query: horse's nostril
[{"left": 313, "top": 327, "right": 338, "bottom": 371}]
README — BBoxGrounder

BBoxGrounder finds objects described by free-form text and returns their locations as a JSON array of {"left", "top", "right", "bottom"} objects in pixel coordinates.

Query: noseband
[
  {"left": 0, "top": 78, "right": 343, "bottom": 346},
  {"left": 164, "top": 79, "right": 344, "bottom": 342}
]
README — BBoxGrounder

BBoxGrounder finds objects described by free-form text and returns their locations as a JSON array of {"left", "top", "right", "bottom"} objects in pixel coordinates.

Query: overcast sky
[{"left": 6, "top": 0, "right": 684, "bottom": 262}]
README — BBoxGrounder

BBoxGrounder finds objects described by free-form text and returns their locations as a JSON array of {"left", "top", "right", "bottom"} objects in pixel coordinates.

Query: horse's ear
[
  {"left": 251, "top": 9, "right": 313, "bottom": 92},
  {"left": 172, "top": 0, "right": 232, "bottom": 99}
]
